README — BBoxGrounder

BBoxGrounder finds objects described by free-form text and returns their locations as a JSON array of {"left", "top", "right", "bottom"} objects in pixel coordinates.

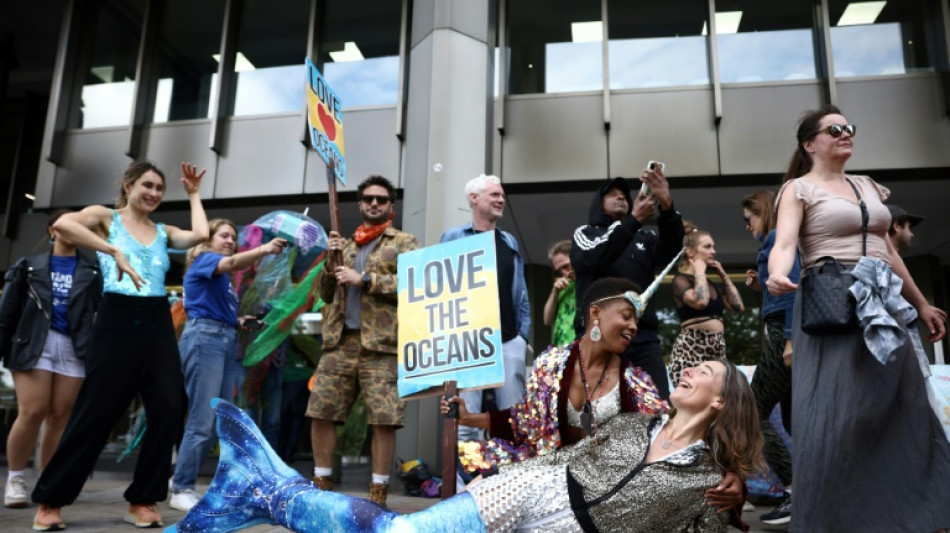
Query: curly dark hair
[{"left": 357, "top": 175, "right": 396, "bottom": 201}]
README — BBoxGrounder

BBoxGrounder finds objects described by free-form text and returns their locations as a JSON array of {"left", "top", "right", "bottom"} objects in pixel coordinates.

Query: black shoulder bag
[{"left": 799, "top": 178, "right": 868, "bottom": 335}]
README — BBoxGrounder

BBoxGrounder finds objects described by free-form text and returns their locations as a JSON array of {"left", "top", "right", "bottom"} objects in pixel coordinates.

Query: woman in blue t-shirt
[
  {"left": 170, "top": 218, "right": 285, "bottom": 512},
  {"left": 0, "top": 210, "right": 102, "bottom": 509}
]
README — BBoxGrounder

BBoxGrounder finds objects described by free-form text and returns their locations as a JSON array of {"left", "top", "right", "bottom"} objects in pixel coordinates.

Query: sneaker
[
  {"left": 312, "top": 476, "right": 334, "bottom": 491},
  {"left": 368, "top": 482, "right": 388, "bottom": 507},
  {"left": 32, "top": 504, "right": 65, "bottom": 531},
  {"left": 169, "top": 489, "right": 200, "bottom": 512},
  {"left": 741, "top": 500, "right": 755, "bottom": 512},
  {"left": 124, "top": 503, "right": 163, "bottom": 528},
  {"left": 5, "top": 475, "right": 29, "bottom": 508},
  {"left": 760, "top": 492, "right": 792, "bottom": 525}
]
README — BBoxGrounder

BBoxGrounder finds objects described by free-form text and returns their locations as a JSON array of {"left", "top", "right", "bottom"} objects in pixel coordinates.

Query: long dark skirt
[{"left": 790, "top": 292, "right": 950, "bottom": 532}]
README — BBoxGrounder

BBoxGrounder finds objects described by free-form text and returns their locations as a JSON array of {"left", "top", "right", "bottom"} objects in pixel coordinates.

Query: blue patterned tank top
[{"left": 98, "top": 210, "right": 170, "bottom": 296}]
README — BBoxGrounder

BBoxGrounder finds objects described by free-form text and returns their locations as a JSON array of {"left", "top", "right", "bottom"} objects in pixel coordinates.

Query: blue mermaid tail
[{"left": 166, "top": 399, "right": 486, "bottom": 533}]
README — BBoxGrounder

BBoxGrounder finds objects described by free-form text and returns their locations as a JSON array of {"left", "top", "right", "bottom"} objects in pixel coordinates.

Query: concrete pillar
[{"left": 395, "top": 0, "right": 494, "bottom": 471}]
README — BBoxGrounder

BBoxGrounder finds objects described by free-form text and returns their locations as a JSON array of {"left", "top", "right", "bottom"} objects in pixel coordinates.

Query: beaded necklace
[{"left": 577, "top": 345, "right": 613, "bottom": 436}]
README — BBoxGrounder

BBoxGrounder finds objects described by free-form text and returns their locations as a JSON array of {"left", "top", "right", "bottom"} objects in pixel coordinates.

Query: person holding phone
[
  {"left": 169, "top": 218, "right": 286, "bottom": 512},
  {"left": 571, "top": 163, "right": 684, "bottom": 400}
]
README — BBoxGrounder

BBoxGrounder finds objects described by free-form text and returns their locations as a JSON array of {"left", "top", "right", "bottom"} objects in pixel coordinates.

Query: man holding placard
[
  {"left": 305, "top": 176, "right": 419, "bottom": 507},
  {"left": 440, "top": 174, "right": 530, "bottom": 441}
]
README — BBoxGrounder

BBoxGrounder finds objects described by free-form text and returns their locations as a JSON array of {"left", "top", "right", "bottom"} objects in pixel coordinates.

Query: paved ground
[{"left": 0, "top": 461, "right": 789, "bottom": 532}]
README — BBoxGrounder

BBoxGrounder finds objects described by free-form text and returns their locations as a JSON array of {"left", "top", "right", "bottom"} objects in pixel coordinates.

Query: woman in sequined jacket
[
  {"left": 170, "top": 359, "right": 764, "bottom": 533},
  {"left": 442, "top": 278, "right": 742, "bottom": 516}
]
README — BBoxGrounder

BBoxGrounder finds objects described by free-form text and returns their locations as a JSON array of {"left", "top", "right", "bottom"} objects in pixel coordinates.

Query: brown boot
[
  {"left": 312, "top": 476, "right": 334, "bottom": 491},
  {"left": 368, "top": 482, "right": 388, "bottom": 506}
]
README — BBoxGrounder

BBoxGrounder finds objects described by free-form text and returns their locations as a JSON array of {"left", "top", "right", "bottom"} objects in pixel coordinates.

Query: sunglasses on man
[
  {"left": 819, "top": 124, "right": 856, "bottom": 138},
  {"left": 359, "top": 194, "right": 392, "bottom": 205}
]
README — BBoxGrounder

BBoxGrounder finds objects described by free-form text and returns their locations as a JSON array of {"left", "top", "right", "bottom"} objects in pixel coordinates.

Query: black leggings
[
  {"left": 32, "top": 293, "right": 183, "bottom": 506},
  {"left": 751, "top": 314, "right": 793, "bottom": 487}
]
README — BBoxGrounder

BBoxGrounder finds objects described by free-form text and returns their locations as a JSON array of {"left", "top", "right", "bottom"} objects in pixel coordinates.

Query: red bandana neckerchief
[{"left": 352, "top": 210, "right": 395, "bottom": 246}]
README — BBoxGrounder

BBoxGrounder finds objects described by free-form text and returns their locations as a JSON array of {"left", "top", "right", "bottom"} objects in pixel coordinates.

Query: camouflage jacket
[{"left": 317, "top": 226, "right": 419, "bottom": 354}]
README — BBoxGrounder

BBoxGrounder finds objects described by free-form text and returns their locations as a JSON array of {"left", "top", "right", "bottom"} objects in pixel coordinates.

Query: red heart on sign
[{"left": 317, "top": 104, "right": 337, "bottom": 142}]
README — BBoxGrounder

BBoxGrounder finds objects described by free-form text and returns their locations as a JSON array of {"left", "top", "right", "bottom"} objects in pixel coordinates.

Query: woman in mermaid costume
[{"left": 169, "top": 353, "right": 763, "bottom": 533}]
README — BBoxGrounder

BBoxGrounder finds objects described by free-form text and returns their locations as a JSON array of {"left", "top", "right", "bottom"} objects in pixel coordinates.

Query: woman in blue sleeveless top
[{"left": 31, "top": 161, "right": 210, "bottom": 531}]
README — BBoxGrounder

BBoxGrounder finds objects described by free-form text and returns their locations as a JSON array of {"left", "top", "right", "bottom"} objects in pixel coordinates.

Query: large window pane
[
  {"left": 69, "top": 0, "right": 145, "bottom": 129},
  {"left": 319, "top": 0, "right": 401, "bottom": 109},
  {"left": 830, "top": 0, "right": 936, "bottom": 77},
  {"left": 608, "top": 1, "right": 709, "bottom": 89},
  {"left": 508, "top": 0, "right": 602, "bottom": 95},
  {"left": 716, "top": 1, "right": 817, "bottom": 83},
  {"left": 232, "top": 0, "right": 310, "bottom": 116},
  {"left": 152, "top": 0, "right": 225, "bottom": 123}
]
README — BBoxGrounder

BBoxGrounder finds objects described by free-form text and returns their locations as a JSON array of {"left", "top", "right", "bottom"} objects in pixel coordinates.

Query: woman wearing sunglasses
[
  {"left": 441, "top": 277, "right": 744, "bottom": 518},
  {"left": 739, "top": 190, "right": 798, "bottom": 525},
  {"left": 170, "top": 360, "right": 764, "bottom": 533},
  {"left": 667, "top": 226, "right": 744, "bottom": 387},
  {"left": 768, "top": 105, "right": 950, "bottom": 532}
]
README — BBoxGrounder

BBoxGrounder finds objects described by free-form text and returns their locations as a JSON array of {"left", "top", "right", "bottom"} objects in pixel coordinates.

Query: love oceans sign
[
  {"left": 396, "top": 232, "right": 505, "bottom": 399},
  {"left": 306, "top": 58, "right": 346, "bottom": 185}
]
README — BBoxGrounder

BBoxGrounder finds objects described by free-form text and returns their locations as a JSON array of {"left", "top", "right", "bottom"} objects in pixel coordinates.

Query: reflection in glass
[
  {"left": 319, "top": 0, "right": 401, "bottom": 108},
  {"left": 70, "top": 0, "right": 145, "bottom": 129},
  {"left": 715, "top": 1, "right": 817, "bottom": 83},
  {"left": 829, "top": 0, "right": 936, "bottom": 78},
  {"left": 152, "top": 0, "right": 226, "bottom": 123},
  {"left": 508, "top": 0, "right": 602, "bottom": 94},
  {"left": 608, "top": 1, "right": 709, "bottom": 89},
  {"left": 232, "top": 0, "right": 309, "bottom": 116}
]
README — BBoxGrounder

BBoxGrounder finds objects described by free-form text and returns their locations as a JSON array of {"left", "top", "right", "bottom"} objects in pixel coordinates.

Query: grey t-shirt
[{"left": 344, "top": 236, "right": 380, "bottom": 330}]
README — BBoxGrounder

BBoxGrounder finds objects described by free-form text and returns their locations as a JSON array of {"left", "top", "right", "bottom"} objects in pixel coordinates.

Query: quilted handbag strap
[{"left": 844, "top": 177, "right": 869, "bottom": 257}]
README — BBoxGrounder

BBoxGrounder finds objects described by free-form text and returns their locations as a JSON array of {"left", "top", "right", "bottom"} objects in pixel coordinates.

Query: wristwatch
[{"left": 361, "top": 271, "right": 371, "bottom": 288}]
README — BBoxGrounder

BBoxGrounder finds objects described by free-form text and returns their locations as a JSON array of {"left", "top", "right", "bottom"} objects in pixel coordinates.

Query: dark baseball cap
[{"left": 886, "top": 204, "right": 924, "bottom": 227}]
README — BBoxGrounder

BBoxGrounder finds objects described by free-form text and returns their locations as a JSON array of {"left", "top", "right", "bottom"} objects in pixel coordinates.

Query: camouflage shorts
[{"left": 306, "top": 331, "right": 405, "bottom": 427}]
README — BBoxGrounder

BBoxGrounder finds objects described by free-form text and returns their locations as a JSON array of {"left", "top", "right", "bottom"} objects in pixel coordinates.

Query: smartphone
[
  {"left": 244, "top": 318, "right": 266, "bottom": 331},
  {"left": 640, "top": 161, "right": 664, "bottom": 198}
]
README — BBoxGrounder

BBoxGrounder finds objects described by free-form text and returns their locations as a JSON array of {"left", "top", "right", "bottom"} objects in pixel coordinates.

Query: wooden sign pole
[{"left": 441, "top": 380, "right": 458, "bottom": 499}]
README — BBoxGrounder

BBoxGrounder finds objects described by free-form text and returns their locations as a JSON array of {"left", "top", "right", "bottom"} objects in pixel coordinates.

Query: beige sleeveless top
[{"left": 776, "top": 175, "right": 892, "bottom": 268}]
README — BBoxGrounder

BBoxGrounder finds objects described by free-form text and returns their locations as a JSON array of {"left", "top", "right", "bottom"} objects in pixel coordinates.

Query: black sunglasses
[
  {"left": 819, "top": 123, "right": 856, "bottom": 138},
  {"left": 359, "top": 194, "right": 392, "bottom": 205}
]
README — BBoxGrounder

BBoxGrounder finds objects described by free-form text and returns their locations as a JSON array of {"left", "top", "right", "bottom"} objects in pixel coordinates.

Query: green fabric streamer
[{"left": 243, "top": 259, "right": 326, "bottom": 367}]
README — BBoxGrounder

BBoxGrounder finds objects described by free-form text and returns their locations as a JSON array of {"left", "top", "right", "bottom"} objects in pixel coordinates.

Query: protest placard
[{"left": 397, "top": 232, "right": 504, "bottom": 399}]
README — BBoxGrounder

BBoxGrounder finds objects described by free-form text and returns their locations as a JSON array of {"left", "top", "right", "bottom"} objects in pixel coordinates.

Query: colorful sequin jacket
[
  {"left": 316, "top": 226, "right": 419, "bottom": 354},
  {"left": 458, "top": 341, "right": 667, "bottom": 472}
]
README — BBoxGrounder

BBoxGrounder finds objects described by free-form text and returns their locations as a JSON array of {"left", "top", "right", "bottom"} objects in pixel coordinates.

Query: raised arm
[
  {"left": 166, "top": 162, "right": 210, "bottom": 250},
  {"left": 53, "top": 205, "right": 144, "bottom": 290},
  {"left": 767, "top": 187, "right": 803, "bottom": 296}
]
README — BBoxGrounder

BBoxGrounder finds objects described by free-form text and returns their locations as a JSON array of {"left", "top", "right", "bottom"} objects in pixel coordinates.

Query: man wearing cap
[
  {"left": 886, "top": 204, "right": 924, "bottom": 254},
  {"left": 570, "top": 165, "right": 683, "bottom": 399}
]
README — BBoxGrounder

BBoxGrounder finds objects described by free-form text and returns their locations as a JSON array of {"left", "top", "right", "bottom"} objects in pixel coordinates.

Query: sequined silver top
[
  {"left": 504, "top": 413, "right": 728, "bottom": 532},
  {"left": 566, "top": 382, "right": 621, "bottom": 430}
]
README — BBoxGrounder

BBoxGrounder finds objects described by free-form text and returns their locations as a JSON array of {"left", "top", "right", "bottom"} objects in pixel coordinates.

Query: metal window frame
[
  {"left": 209, "top": 0, "right": 242, "bottom": 153},
  {"left": 127, "top": 0, "right": 163, "bottom": 159}
]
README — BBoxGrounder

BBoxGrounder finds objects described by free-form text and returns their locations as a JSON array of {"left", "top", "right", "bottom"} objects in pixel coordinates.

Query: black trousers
[
  {"left": 32, "top": 293, "right": 183, "bottom": 506},
  {"left": 751, "top": 314, "right": 793, "bottom": 486},
  {"left": 623, "top": 338, "right": 670, "bottom": 400}
]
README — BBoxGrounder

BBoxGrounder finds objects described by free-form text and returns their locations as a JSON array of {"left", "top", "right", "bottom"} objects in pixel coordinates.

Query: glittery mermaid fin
[{"left": 165, "top": 398, "right": 309, "bottom": 533}]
